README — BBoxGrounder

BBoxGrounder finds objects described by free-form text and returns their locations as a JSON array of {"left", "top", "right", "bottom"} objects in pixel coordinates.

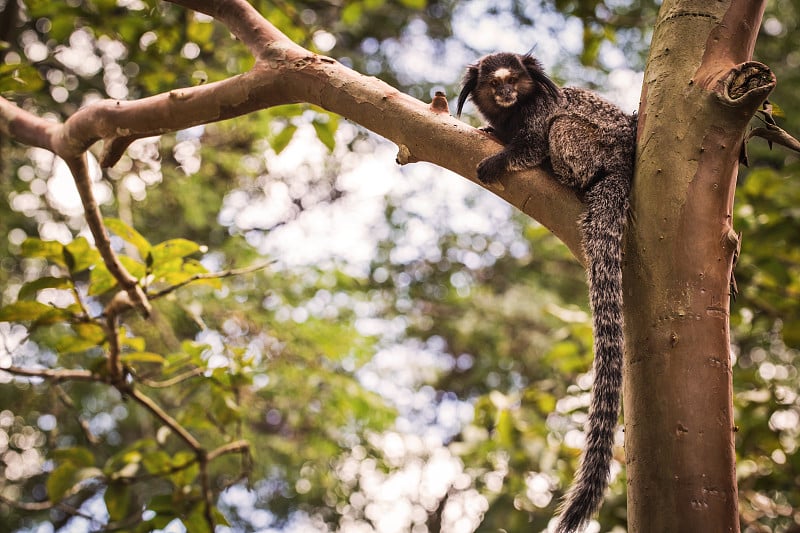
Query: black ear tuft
[
  {"left": 457, "top": 64, "right": 478, "bottom": 118},
  {"left": 521, "top": 54, "right": 560, "bottom": 101}
]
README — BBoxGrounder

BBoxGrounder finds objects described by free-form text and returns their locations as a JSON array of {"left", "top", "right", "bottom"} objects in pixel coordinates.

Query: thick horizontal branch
[
  {"left": 0, "top": 97, "right": 60, "bottom": 149},
  {"left": 0, "top": 0, "right": 586, "bottom": 260}
]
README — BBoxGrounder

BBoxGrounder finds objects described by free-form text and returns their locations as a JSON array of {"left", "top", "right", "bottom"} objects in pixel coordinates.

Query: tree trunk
[{"left": 625, "top": 1, "right": 771, "bottom": 531}]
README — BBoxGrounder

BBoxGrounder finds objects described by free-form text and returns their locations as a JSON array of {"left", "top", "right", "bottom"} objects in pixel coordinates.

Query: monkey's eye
[
  {"left": 490, "top": 79, "right": 501, "bottom": 87},
  {"left": 507, "top": 76, "right": 517, "bottom": 84}
]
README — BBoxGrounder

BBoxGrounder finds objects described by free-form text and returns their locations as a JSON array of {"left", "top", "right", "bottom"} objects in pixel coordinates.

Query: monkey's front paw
[{"left": 476, "top": 155, "right": 504, "bottom": 184}]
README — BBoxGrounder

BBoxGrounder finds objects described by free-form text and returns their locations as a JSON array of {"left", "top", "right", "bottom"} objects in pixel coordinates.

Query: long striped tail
[{"left": 555, "top": 171, "right": 629, "bottom": 533}]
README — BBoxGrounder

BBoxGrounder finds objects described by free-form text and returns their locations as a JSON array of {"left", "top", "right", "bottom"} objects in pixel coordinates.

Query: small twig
[
  {"left": 0, "top": 476, "right": 103, "bottom": 512},
  {"left": 126, "top": 386, "right": 203, "bottom": 452},
  {"left": 120, "top": 385, "right": 211, "bottom": 528},
  {"left": 104, "top": 311, "right": 122, "bottom": 383},
  {"left": 0, "top": 493, "right": 53, "bottom": 511},
  {"left": 1, "top": 365, "right": 99, "bottom": 382},
  {"left": 54, "top": 384, "right": 100, "bottom": 445},
  {"left": 207, "top": 439, "right": 250, "bottom": 462},
  {"left": 139, "top": 367, "right": 205, "bottom": 388},
  {"left": 199, "top": 458, "right": 214, "bottom": 528},
  {"left": 68, "top": 282, "right": 91, "bottom": 320},
  {"left": 148, "top": 261, "right": 274, "bottom": 300}
]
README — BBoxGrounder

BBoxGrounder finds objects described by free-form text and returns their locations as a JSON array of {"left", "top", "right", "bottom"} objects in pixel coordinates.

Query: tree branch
[
  {"left": 147, "top": 260, "right": 274, "bottom": 300},
  {"left": 748, "top": 123, "right": 800, "bottom": 153},
  {"left": 54, "top": 383, "right": 101, "bottom": 444},
  {"left": 125, "top": 386, "right": 203, "bottom": 452},
  {"left": 2, "top": 365, "right": 99, "bottom": 382},
  {"left": 139, "top": 367, "right": 205, "bottom": 388},
  {"left": 169, "top": 0, "right": 296, "bottom": 59},
  {"left": 0, "top": 0, "right": 585, "bottom": 261},
  {"left": 0, "top": 96, "right": 60, "bottom": 149},
  {"left": 206, "top": 439, "right": 250, "bottom": 462}
]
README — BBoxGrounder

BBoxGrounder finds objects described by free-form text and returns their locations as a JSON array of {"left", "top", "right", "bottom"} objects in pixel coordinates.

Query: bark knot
[{"left": 716, "top": 62, "right": 775, "bottom": 108}]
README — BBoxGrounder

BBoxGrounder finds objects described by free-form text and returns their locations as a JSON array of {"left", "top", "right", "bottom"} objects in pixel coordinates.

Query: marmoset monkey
[{"left": 457, "top": 52, "right": 636, "bottom": 533}]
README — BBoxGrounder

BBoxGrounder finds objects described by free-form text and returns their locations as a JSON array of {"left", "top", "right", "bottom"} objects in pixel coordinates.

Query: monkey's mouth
[{"left": 494, "top": 94, "right": 517, "bottom": 107}]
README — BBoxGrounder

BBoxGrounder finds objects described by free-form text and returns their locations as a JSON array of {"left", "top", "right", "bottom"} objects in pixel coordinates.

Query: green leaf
[
  {"left": 65, "top": 237, "right": 102, "bottom": 273},
  {"left": 147, "top": 493, "right": 179, "bottom": 514},
  {"left": 399, "top": 0, "right": 426, "bottom": 8},
  {"left": 180, "top": 341, "right": 210, "bottom": 366},
  {"left": 104, "top": 218, "right": 151, "bottom": 259},
  {"left": 150, "top": 238, "right": 201, "bottom": 265},
  {"left": 0, "top": 301, "right": 56, "bottom": 322},
  {"left": 169, "top": 456, "right": 199, "bottom": 488},
  {"left": 105, "top": 483, "right": 132, "bottom": 523},
  {"left": 88, "top": 256, "right": 146, "bottom": 296},
  {"left": 182, "top": 504, "right": 213, "bottom": 533},
  {"left": 120, "top": 255, "right": 147, "bottom": 278},
  {"left": 0, "top": 64, "right": 44, "bottom": 93},
  {"left": 187, "top": 19, "right": 214, "bottom": 44},
  {"left": 120, "top": 334, "right": 146, "bottom": 352},
  {"left": 53, "top": 330, "right": 102, "bottom": 355},
  {"left": 782, "top": 318, "right": 800, "bottom": 346},
  {"left": 74, "top": 322, "right": 107, "bottom": 344},
  {"left": 213, "top": 507, "right": 230, "bottom": 527},
  {"left": 47, "top": 462, "right": 78, "bottom": 502},
  {"left": 580, "top": 27, "right": 603, "bottom": 66},
  {"left": 89, "top": 263, "right": 116, "bottom": 296},
  {"left": 495, "top": 408, "right": 514, "bottom": 448},
  {"left": 210, "top": 391, "right": 241, "bottom": 425},
  {"left": 120, "top": 351, "right": 165, "bottom": 364},
  {"left": 52, "top": 447, "right": 95, "bottom": 468},
  {"left": 141, "top": 450, "right": 172, "bottom": 474},
  {"left": 153, "top": 259, "right": 213, "bottom": 288},
  {"left": 21, "top": 238, "right": 65, "bottom": 266},
  {"left": 17, "top": 277, "right": 72, "bottom": 301},
  {"left": 312, "top": 116, "right": 338, "bottom": 152},
  {"left": 341, "top": 2, "right": 362, "bottom": 25},
  {"left": 46, "top": 451, "right": 100, "bottom": 503},
  {"left": 103, "top": 440, "right": 149, "bottom": 477},
  {"left": 271, "top": 124, "right": 297, "bottom": 154},
  {"left": 172, "top": 451, "right": 196, "bottom": 471}
]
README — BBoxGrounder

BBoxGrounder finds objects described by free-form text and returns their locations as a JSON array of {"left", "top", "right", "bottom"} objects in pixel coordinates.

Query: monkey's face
[
  {"left": 457, "top": 52, "right": 559, "bottom": 121},
  {"left": 483, "top": 67, "right": 534, "bottom": 110}
]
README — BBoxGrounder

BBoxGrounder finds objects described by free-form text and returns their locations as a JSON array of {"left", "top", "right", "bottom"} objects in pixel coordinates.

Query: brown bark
[{"left": 626, "top": 1, "right": 771, "bottom": 531}]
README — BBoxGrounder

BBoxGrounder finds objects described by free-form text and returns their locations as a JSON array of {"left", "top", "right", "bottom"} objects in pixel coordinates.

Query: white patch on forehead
[{"left": 493, "top": 68, "right": 511, "bottom": 80}]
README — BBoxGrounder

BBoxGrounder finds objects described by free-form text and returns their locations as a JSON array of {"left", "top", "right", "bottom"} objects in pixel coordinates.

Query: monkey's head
[{"left": 456, "top": 52, "right": 560, "bottom": 118}]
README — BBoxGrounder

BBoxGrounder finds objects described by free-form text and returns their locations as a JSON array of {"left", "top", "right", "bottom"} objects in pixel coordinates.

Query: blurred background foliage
[{"left": 0, "top": 0, "right": 797, "bottom": 532}]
